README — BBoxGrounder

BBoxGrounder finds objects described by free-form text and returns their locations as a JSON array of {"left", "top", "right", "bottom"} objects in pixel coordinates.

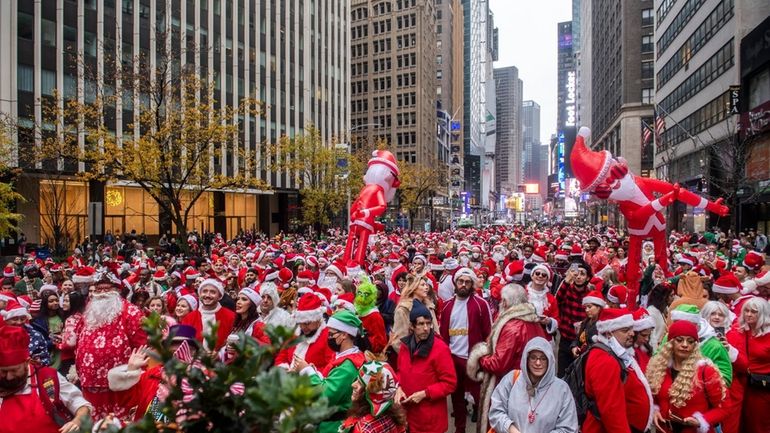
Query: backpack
[
  {"left": 562, "top": 342, "right": 627, "bottom": 425},
  {"left": 486, "top": 370, "right": 523, "bottom": 433},
  {"left": 33, "top": 365, "right": 74, "bottom": 426}
]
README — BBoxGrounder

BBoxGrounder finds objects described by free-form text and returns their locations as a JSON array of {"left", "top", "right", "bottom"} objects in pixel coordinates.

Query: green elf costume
[
  {"left": 300, "top": 310, "right": 367, "bottom": 433},
  {"left": 663, "top": 304, "right": 734, "bottom": 386},
  {"left": 339, "top": 360, "right": 406, "bottom": 433}
]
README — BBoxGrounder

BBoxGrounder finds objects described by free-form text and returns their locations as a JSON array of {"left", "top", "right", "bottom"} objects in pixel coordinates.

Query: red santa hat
[
  {"left": 412, "top": 254, "right": 427, "bottom": 265},
  {"left": 297, "top": 270, "right": 316, "bottom": 286},
  {"left": 39, "top": 284, "right": 59, "bottom": 295},
  {"left": 368, "top": 149, "right": 401, "bottom": 177},
  {"left": 743, "top": 270, "right": 770, "bottom": 295},
  {"left": 743, "top": 251, "right": 765, "bottom": 273},
  {"left": 570, "top": 126, "right": 613, "bottom": 192},
  {"left": 606, "top": 284, "right": 628, "bottom": 307},
  {"left": 677, "top": 254, "right": 696, "bottom": 267},
  {"left": 570, "top": 244, "right": 583, "bottom": 257},
  {"left": 632, "top": 308, "right": 655, "bottom": 331},
  {"left": 325, "top": 261, "right": 345, "bottom": 280},
  {"left": 183, "top": 267, "right": 201, "bottom": 281},
  {"left": 293, "top": 293, "right": 326, "bottom": 323},
  {"left": 306, "top": 256, "right": 319, "bottom": 268},
  {"left": 0, "top": 325, "right": 30, "bottom": 367},
  {"left": 504, "top": 260, "right": 525, "bottom": 282},
  {"left": 712, "top": 272, "right": 742, "bottom": 295},
  {"left": 581, "top": 290, "right": 607, "bottom": 308},
  {"left": 0, "top": 290, "right": 16, "bottom": 303},
  {"left": 333, "top": 292, "right": 356, "bottom": 313},
  {"left": 198, "top": 278, "right": 224, "bottom": 296},
  {"left": 667, "top": 320, "right": 699, "bottom": 341},
  {"left": 72, "top": 266, "right": 96, "bottom": 284},
  {"left": 595, "top": 308, "right": 634, "bottom": 334},
  {"left": 1, "top": 299, "right": 30, "bottom": 321},
  {"left": 278, "top": 268, "right": 294, "bottom": 289},
  {"left": 554, "top": 249, "right": 569, "bottom": 261},
  {"left": 2, "top": 265, "right": 15, "bottom": 278},
  {"left": 153, "top": 269, "right": 168, "bottom": 282},
  {"left": 532, "top": 245, "right": 548, "bottom": 263},
  {"left": 239, "top": 287, "right": 262, "bottom": 307}
]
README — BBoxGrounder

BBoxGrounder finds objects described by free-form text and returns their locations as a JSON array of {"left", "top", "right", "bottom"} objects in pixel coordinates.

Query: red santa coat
[
  {"left": 738, "top": 329, "right": 770, "bottom": 433},
  {"left": 274, "top": 325, "right": 334, "bottom": 372},
  {"left": 359, "top": 309, "right": 387, "bottom": 354},
  {"left": 478, "top": 316, "right": 546, "bottom": 381},
  {"left": 350, "top": 183, "right": 387, "bottom": 231},
  {"left": 181, "top": 307, "right": 236, "bottom": 351},
  {"left": 652, "top": 361, "right": 726, "bottom": 433},
  {"left": 721, "top": 328, "right": 749, "bottom": 433},
  {"left": 111, "top": 365, "right": 163, "bottom": 422},
  {"left": 526, "top": 284, "right": 560, "bottom": 337},
  {"left": 583, "top": 349, "right": 652, "bottom": 433},
  {"left": 75, "top": 301, "right": 148, "bottom": 389},
  {"left": 439, "top": 294, "right": 493, "bottom": 355},
  {"left": 396, "top": 336, "right": 457, "bottom": 433}
]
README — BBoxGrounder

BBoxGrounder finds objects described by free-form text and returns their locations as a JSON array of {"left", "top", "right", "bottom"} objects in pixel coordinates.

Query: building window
[
  {"left": 642, "top": 88, "right": 653, "bottom": 104},
  {"left": 642, "top": 8, "right": 654, "bottom": 26},
  {"left": 42, "top": 19, "right": 56, "bottom": 48},
  {"left": 641, "top": 61, "right": 654, "bottom": 79},
  {"left": 437, "top": 55, "right": 442, "bottom": 65},
  {"left": 18, "top": 12, "right": 34, "bottom": 41},
  {"left": 17, "top": 64, "right": 33, "bottom": 92},
  {"left": 437, "top": 70, "right": 443, "bottom": 79},
  {"left": 437, "top": 24, "right": 442, "bottom": 34},
  {"left": 641, "top": 35, "right": 654, "bottom": 53}
]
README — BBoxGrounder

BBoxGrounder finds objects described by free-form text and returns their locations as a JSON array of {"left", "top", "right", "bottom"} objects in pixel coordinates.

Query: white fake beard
[
  {"left": 84, "top": 292, "right": 123, "bottom": 329},
  {"left": 492, "top": 252, "right": 504, "bottom": 262}
]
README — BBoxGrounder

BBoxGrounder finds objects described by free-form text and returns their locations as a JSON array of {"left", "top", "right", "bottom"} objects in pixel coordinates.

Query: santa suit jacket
[
  {"left": 274, "top": 324, "right": 334, "bottom": 372},
  {"left": 439, "top": 294, "right": 492, "bottom": 357},
  {"left": 653, "top": 361, "right": 726, "bottom": 433},
  {"left": 359, "top": 309, "right": 387, "bottom": 354},
  {"left": 181, "top": 306, "right": 236, "bottom": 351},
  {"left": 583, "top": 348, "right": 652, "bottom": 433},
  {"left": 350, "top": 183, "right": 386, "bottom": 231},
  {"left": 396, "top": 335, "right": 457, "bottom": 433},
  {"left": 107, "top": 364, "right": 163, "bottom": 422}
]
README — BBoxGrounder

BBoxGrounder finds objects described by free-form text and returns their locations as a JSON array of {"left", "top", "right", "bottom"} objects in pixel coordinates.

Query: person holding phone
[{"left": 646, "top": 321, "right": 727, "bottom": 433}]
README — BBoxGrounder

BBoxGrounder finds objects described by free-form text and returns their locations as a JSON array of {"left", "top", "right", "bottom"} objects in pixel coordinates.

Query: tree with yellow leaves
[
  {"left": 22, "top": 48, "right": 266, "bottom": 247},
  {"left": 0, "top": 119, "right": 23, "bottom": 238},
  {"left": 269, "top": 126, "right": 350, "bottom": 229},
  {"left": 398, "top": 162, "right": 443, "bottom": 230}
]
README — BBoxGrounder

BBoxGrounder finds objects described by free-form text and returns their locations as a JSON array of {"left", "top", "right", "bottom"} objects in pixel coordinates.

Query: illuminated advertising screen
[
  {"left": 564, "top": 178, "right": 580, "bottom": 217},
  {"left": 557, "top": 133, "right": 565, "bottom": 196}
]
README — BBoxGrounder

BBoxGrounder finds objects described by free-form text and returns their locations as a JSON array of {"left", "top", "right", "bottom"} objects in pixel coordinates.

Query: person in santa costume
[
  {"left": 344, "top": 150, "right": 400, "bottom": 265},
  {"left": 181, "top": 278, "right": 235, "bottom": 352},
  {"left": 395, "top": 300, "right": 457, "bottom": 433},
  {"left": 570, "top": 126, "right": 729, "bottom": 308},
  {"left": 466, "top": 283, "right": 546, "bottom": 433},
  {"left": 526, "top": 263, "right": 559, "bottom": 338},
  {"left": 106, "top": 325, "right": 200, "bottom": 423},
  {"left": 631, "top": 308, "right": 656, "bottom": 372},
  {"left": 582, "top": 307, "right": 653, "bottom": 433},
  {"left": 291, "top": 310, "right": 367, "bottom": 433},
  {"left": 71, "top": 273, "right": 146, "bottom": 420},
  {"left": 711, "top": 272, "right": 754, "bottom": 318},
  {"left": 439, "top": 267, "right": 492, "bottom": 433},
  {"left": 645, "top": 320, "right": 727, "bottom": 433},
  {"left": 0, "top": 325, "right": 92, "bottom": 433},
  {"left": 733, "top": 297, "right": 770, "bottom": 433},
  {"left": 257, "top": 282, "right": 295, "bottom": 329},
  {"left": 437, "top": 255, "right": 460, "bottom": 301},
  {"left": 274, "top": 294, "right": 333, "bottom": 372}
]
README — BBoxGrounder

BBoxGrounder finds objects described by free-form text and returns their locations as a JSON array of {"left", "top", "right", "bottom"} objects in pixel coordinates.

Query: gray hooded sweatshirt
[{"left": 489, "top": 336, "right": 578, "bottom": 433}]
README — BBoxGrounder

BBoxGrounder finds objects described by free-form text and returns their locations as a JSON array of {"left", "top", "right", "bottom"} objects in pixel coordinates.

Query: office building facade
[
  {"left": 3, "top": 0, "right": 350, "bottom": 244},
  {"left": 493, "top": 66, "right": 522, "bottom": 196}
]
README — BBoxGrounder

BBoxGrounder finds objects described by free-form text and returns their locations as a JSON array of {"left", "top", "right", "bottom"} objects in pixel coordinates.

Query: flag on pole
[
  {"left": 642, "top": 122, "right": 652, "bottom": 145},
  {"left": 654, "top": 110, "right": 666, "bottom": 147}
]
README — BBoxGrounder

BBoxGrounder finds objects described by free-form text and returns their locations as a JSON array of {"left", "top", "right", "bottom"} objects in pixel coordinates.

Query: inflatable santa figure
[
  {"left": 343, "top": 150, "right": 400, "bottom": 265},
  {"left": 570, "top": 127, "right": 728, "bottom": 308}
]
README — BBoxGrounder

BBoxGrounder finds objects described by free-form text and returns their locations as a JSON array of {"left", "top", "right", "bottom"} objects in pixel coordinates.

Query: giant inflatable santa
[
  {"left": 343, "top": 150, "right": 400, "bottom": 265},
  {"left": 570, "top": 127, "right": 728, "bottom": 308}
]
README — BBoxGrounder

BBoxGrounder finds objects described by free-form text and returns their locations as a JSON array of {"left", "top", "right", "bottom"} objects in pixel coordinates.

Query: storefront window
[
  {"left": 39, "top": 180, "right": 88, "bottom": 251},
  {"left": 104, "top": 186, "right": 160, "bottom": 236}
]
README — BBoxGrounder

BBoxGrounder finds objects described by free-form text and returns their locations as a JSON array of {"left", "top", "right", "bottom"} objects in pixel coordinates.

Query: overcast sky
[{"left": 489, "top": 0, "right": 573, "bottom": 145}]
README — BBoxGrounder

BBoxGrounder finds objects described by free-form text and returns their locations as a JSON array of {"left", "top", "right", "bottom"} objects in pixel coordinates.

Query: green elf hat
[
  {"left": 327, "top": 310, "right": 364, "bottom": 337},
  {"left": 357, "top": 361, "right": 399, "bottom": 417},
  {"left": 670, "top": 304, "right": 701, "bottom": 325}
]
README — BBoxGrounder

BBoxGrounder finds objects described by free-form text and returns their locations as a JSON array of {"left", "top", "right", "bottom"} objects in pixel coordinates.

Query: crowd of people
[{"left": 0, "top": 224, "right": 769, "bottom": 433}]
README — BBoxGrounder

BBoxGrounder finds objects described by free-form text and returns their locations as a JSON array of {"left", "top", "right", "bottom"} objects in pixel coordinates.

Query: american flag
[
  {"left": 654, "top": 111, "right": 666, "bottom": 147},
  {"left": 173, "top": 340, "right": 194, "bottom": 363},
  {"left": 642, "top": 122, "right": 652, "bottom": 145}
]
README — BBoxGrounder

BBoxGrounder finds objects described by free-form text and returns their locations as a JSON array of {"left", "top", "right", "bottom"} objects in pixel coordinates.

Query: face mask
[
  {"left": 327, "top": 335, "right": 342, "bottom": 352},
  {"left": 472, "top": 253, "right": 480, "bottom": 260}
]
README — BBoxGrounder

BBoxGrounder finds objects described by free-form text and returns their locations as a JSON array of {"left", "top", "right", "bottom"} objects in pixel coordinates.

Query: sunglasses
[{"left": 533, "top": 271, "right": 548, "bottom": 277}]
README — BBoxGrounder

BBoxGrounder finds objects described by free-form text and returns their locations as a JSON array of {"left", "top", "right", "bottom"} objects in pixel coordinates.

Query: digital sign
[
  {"left": 565, "top": 71, "right": 576, "bottom": 127},
  {"left": 451, "top": 120, "right": 461, "bottom": 131}
]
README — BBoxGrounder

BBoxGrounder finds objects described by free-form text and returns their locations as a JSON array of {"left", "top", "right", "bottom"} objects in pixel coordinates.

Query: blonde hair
[
  {"left": 399, "top": 272, "right": 430, "bottom": 305},
  {"left": 645, "top": 341, "right": 725, "bottom": 408}
]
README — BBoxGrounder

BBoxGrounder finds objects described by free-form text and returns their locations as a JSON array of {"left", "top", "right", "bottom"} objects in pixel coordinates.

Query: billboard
[
  {"left": 564, "top": 178, "right": 580, "bottom": 218},
  {"left": 523, "top": 183, "right": 539, "bottom": 194}
]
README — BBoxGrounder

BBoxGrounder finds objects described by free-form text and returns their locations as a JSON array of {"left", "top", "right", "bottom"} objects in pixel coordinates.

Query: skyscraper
[
  {"left": 350, "top": 0, "right": 437, "bottom": 167},
  {"left": 493, "top": 67, "right": 523, "bottom": 196},
  {"left": 522, "top": 100, "right": 545, "bottom": 201}
]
